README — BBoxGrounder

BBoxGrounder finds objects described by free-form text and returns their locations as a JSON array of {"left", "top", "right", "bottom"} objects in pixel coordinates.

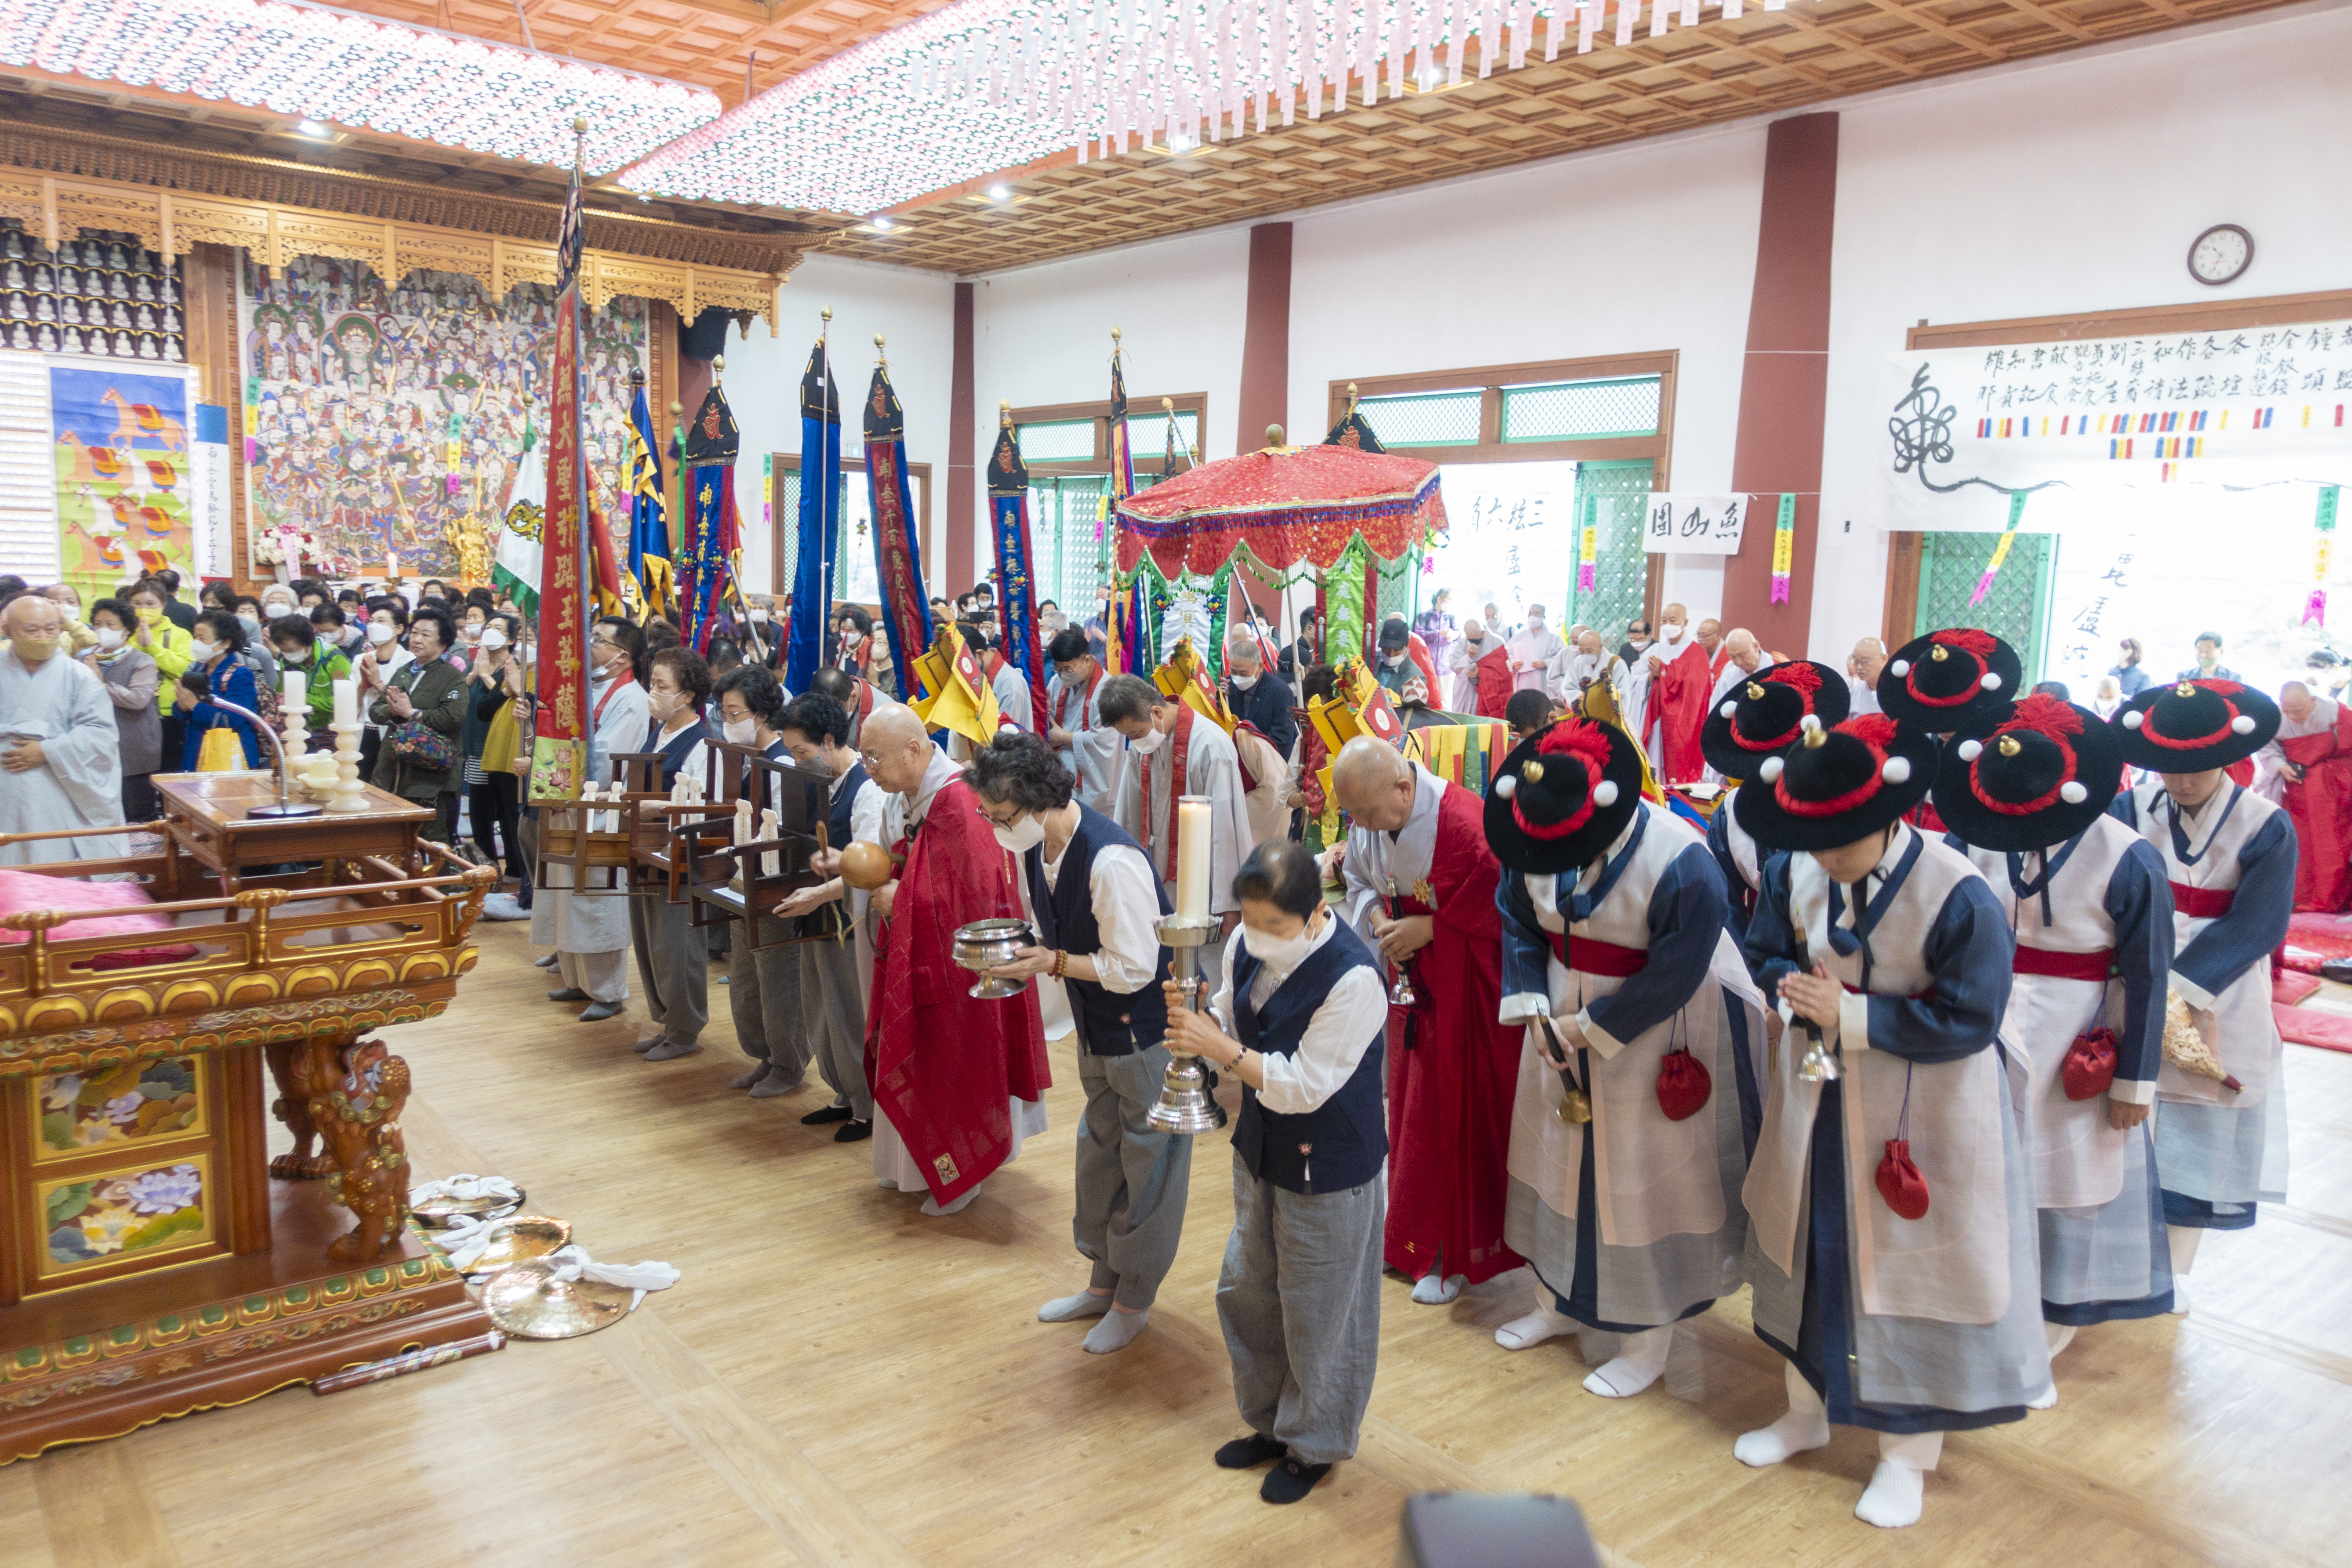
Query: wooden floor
[{"left": 7, "top": 921, "right": 2352, "bottom": 1568}]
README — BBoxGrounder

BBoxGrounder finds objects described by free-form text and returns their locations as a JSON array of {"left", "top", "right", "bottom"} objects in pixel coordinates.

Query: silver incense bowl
[{"left": 952, "top": 918, "right": 1037, "bottom": 999}]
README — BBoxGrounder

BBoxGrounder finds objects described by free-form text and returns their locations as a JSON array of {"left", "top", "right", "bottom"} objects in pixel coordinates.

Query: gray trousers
[
  {"left": 628, "top": 891, "right": 709, "bottom": 1046},
  {"left": 555, "top": 946, "right": 628, "bottom": 1006},
  {"left": 729, "top": 913, "right": 812, "bottom": 1079},
  {"left": 1074, "top": 1043, "right": 1194, "bottom": 1310},
  {"left": 1216, "top": 1149, "right": 1385, "bottom": 1466},
  {"left": 800, "top": 931, "right": 873, "bottom": 1119}
]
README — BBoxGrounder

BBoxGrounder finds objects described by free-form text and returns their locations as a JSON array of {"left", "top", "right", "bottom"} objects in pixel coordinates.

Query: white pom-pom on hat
[
  {"left": 1800, "top": 713, "right": 1823, "bottom": 733},
  {"left": 1759, "top": 757, "right": 1785, "bottom": 781},
  {"left": 1882, "top": 756, "right": 1912, "bottom": 784},
  {"left": 2122, "top": 711, "right": 2145, "bottom": 730},
  {"left": 1890, "top": 659, "right": 1911, "bottom": 676},
  {"left": 1981, "top": 672, "right": 2004, "bottom": 691},
  {"left": 1593, "top": 781, "right": 1620, "bottom": 807},
  {"left": 1957, "top": 739, "right": 1983, "bottom": 761},
  {"left": 1719, "top": 700, "right": 1738, "bottom": 719},
  {"left": 2232, "top": 715, "right": 2257, "bottom": 734},
  {"left": 2060, "top": 781, "right": 2088, "bottom": 803},
  {"left": 1495, "top": 774, "right": 1518, "bottom": 799}
]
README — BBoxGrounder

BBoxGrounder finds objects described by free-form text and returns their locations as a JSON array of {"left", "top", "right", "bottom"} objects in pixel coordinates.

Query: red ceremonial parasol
[{"left": 1114, "top": 437, "right": 1446, "bottom": 578}]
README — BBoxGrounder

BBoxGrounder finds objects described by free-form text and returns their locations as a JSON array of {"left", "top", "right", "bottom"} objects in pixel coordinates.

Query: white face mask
[
  {"left": 1230, "top": 671, "right": 1257, "bottom": 690},
  {"left": 1661, "top": 623, "right": 1687, "bottom": 644},
  {"left": 480, "top": 628, "right": 508, "bottom": 651},
  {"left": 1244, "top": 919, "right": 1318, "bottom": 969},
  {"left": 1526, "top": 618, "right": 1545, "bottom": 633},
  {"left": 1382, "top": 652, "right": 1405, "bottom": 668},
  {"left": 367, "top": 622, "right": 397, "bottom": 644},
  {"left": 1128, "top": 725, "right": 1167, "bottom": 756},
  {"left": 188, "top": 639, "right": 219, "bottom": 661},
  {"left": 96, "top": 626, "right": 126, "bottom": 650},
  {"left": 750, "top": 608, "right": 771, "bottom": 623},
  {"left": 722, "top": 716, "right": 757, "bottom": 745},
  {"left": 461, "top": 624, "right": 482, "bottom": 643},
  {"left": 991, "top": 814, "right": 1046, "bottom": 854}
]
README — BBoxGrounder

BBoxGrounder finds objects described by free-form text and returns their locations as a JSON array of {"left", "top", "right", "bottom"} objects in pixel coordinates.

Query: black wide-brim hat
[
  {"left": 1878, "top": 628, "right": 2023, "bottom": 730},
  {"left": 2114, "top": 677, "right": 2280, "bottom": 772},
  {"left": 1933, "top": 695, "right": 2125, "bottom": 853},
  {"left": 1701, "top": 660, "right": 1852, "bottom": 781},
  {"left": 1734, "top": 714, "right": 1940, "bottom": 852},
  {"left": 1484, "top": 716, "right": 1646, "bottom": 876}
]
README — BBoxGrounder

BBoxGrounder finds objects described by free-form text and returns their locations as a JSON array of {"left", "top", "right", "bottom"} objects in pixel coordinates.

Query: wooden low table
[{"left": 154, "top": 773, "right": 434, "bottom": 894}]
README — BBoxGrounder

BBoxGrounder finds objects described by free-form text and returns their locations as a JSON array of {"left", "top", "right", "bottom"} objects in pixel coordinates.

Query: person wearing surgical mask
[
  {"left": 1161, "top": 838, "right": 1390, "bottom": 1504},
  {"left": 1, "top": 593, "right": 127, "bottom": 861},
  {"left": 1103, "top": 671, "right": 1252, "bottom": 993},
  {"left": 354, "top": 599, "right": 412, "bottom": 781},
  {"left": 969, "top": 730, "right": 1188, "bottom": 1357},
  {"left": 772, "top": 689, "right": 885, "bottom": 1138},
  {"left": 271, "top": 613, "right": 351, "bottom": 740},
  {"left": 625, "top": 645, "right": 716, "bottom": 1065},
  {"left": 36, "top": 582, "right": 97, "bottom": 654},
  {"left": 1223, "top": 629, "right": 1297, "bottom": 761},
  {"left": 708, "top": 664, "right": 808, "bottom": 1099},
  {"left": 463, "top": 613, "right": 530, "bottom": 907},
  {"left": 80, "top": 596, "right": 162, "bottom": 822},
  {"left": 533, "top": 617, "right": 646, "bottom": 1023},
  {"left": 1508, "top": 603, "right": 1565, "bottom": 698}
]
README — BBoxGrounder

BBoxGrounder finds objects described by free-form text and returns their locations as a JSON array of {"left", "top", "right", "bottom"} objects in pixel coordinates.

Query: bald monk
[
  {"left": 860, "top": 704, "right": 1053, "bottom": 1216},
  {"left": 1640, "top": 602, "right": 1710, "bottom": 784},
  {"left": 1333, "top": 737, "right": 1524, "bottom": 1303},
  {"left": 1848, "top": 638, "right": 1887, "bottom": 717}
]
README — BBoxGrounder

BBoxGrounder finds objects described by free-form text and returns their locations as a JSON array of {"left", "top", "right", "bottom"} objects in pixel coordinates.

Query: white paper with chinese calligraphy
[
  {"left": 1429, "top": 461, "right": 1578, "bottom": 627},
  {"left": 1641, "top": 494, "right": 1746, "bottom": 554},
  {"left": 1874, "top": 320, "right": 2352, "bottom": 531}
]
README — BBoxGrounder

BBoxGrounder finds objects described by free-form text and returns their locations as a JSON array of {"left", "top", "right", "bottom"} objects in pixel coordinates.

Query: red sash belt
[
  {"left": 1548, "top": 931, "right": 1648, "bottom": 977},
  {"left": 2169, "top": 881, "right": 2232, "bottom": 918},
  {"left": 2012, "top": 946, "right": 2115, "bottom": 981}
]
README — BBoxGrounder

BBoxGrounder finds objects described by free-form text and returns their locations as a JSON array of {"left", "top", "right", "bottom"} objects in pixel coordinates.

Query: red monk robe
[
  {"left": 1474, "top": 643, "right": 1514, "bottom": 719},
  {"left": 865, "top": 778, "right": 1053, "bottom": 1205},
  {"left": 2280, "top": 700, "right": 2352, "bottom": 911},
  {"left": 1648, "top": 638, "right": 1712, "bottom": 784},
  {"left": 1385, "top": 780, "right": 1524, "bottom": 1286}
]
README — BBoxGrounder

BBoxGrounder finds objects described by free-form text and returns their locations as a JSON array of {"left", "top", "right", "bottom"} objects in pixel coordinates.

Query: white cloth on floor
[
  {"left": 542, "top": 1244, "right": 681, "bottom": 1310},
  {"left": 408, "top": 1173, "right": 520, "bottom": 1207}
]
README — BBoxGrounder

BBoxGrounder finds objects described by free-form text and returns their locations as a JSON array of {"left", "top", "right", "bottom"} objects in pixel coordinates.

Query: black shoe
[
  {"left": 833, "top": 1118, "right": 873, "bottom": 1143},
  {"left": 548, "top": 987, "right": 589, "bottom": 1002},
  {"left": 1259, "top": 1458, "right": 1330, "bottom": 1504},
  {"left": 801, "top": 1103, "right": 855, "bottom": 1125},
  {"left": 1215, "top": 1434, "right": 1286, "bottom": 1470}
]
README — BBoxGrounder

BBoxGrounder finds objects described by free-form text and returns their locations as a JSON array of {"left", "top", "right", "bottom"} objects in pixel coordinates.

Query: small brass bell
[
  {"left": 2176, "top": 680, "right": 2198, "bottom": 697},
  {"left": 1929, "top": 644, "right": 1950, "bottom": 662},
  {"left": 1997, "top": 735, "right": 2022, "bottom": 756},
  {"left": 1523, "top": 760, "right": 1545, "bottom": 783},
  {"left": 1556, "top": 1089, "right": 1593, "bottom": 1125},
  {"left": 1745, "top": 682, "right": 1766, "bottom": 701}
]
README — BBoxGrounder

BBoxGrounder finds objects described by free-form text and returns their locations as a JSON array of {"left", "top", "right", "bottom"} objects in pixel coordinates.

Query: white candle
[
  {"left": 387, "top": 551, "right": 400, "bottom": 578},
  {"left": 1176, "top": 795, "right": 1211, "bottom": 919},
  {"left": 283, "top": 667, "right": 307, "bottom": 708},
  {"left": 332, "top": 677, "right": 357, "bottom": 727}
]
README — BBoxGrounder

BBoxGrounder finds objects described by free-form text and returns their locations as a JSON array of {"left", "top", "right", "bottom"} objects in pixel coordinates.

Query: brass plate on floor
[{"left": 483, "top": 1257, "right": 633, "bottom": 1339}]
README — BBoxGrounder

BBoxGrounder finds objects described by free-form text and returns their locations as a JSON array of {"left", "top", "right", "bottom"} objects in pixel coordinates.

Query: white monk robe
[
  {"left": 530, "top": 665, "right": 648, "bottom": 1002},
  {"left": 0, "top": 648, "right": 124, "bottom": 864},
  {"left": 991, "top": 660, "right": 1033, "bottom": 735},
  {"left": 1112, "top": 708, "right": 1251, "bottom": 987},
  {"left": 1047, "top": 666, "right": 1124, "bottom": 815},
  {"left": 1447, "top": 630, "right": 1499, "bottom": 711},
  {"left": 1613, "top": 640, "right": 1657, "bottom": 751},
  {"left": 1508, "top": 623, "right": 1566, "bottom": 697},
  {"left": 871, "top": 744, "right": 1048, "bottom": 1193},
  {"left": 1233, "top": 723, "right": 1291, "bottom": 852}
]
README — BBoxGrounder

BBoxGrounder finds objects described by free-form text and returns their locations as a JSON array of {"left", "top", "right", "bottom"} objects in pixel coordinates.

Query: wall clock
[{"left": 2188, "top": 224, "right": 2253, "bottom": 287}]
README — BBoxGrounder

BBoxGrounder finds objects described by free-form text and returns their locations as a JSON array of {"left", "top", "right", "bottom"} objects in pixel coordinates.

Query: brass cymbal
[
  {"left": 463, "top": 1216, "right": 571, "bottom": 1274},
  {"left": 412, "top": 1185, "right": 525, "bottom": 1228},
  {"left": 483, "top": 1258, "right": 634, "bottom": 1340}
]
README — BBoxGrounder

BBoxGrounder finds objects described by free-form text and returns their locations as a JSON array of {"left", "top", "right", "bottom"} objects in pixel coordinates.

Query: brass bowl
[
  {"left": 460, "top": 1216, "right": 571, "bottom": 1275},
  {"left": 951, "top": 918, "right": 1036, "bottom": 999},
  {"left": 482, "top": 1258, "right": 633, "bottom": 1340},
  {"left": 413, "top": 1185, "right": 525, "bottom": 1229}
]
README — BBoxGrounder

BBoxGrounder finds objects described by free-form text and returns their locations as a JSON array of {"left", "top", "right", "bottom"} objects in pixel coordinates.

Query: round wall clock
[{"left": 2188, "top": 224, "right": 2253, "bottom": 287}]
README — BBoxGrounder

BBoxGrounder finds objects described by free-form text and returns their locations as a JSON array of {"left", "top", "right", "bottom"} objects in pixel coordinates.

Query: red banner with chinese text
[{"left": 530, "top": 282, "right": 588, "bottom": 801}]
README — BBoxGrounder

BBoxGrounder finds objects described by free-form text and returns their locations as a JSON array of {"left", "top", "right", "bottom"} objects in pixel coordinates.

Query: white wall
[
  {"left": 1813, "top": 0, "right": 2352, "bottom": 661},
  {"left": 717, "top": 252, "right": 957, "bottom": 593}
]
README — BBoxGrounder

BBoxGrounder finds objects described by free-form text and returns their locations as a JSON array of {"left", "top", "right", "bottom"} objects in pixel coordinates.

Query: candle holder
[
  {"left": 326, "top": 720, "right": 370, "bottom": 813},
  {"left": 1146, "top": 913, "right": 1227, "bottom": 1135},
  {"left": 280, "top": 697, "right": 308, "bottom": 764}
]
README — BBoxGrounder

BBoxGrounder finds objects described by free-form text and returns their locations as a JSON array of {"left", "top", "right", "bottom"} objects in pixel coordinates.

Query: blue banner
[
  {"left": 786, "top": 337, "right": 841, "bottom": 693},
  {"left": 624, "top": 379, "right": 672, "bottom": 620}
]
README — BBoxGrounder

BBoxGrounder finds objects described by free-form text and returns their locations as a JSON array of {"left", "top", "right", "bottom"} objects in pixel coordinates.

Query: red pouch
[
  {"left": 1655, "top": 1049, "right": 1711, "bottom": 1122},
  {"left": 1876, "top": 1139, "right": 1931, "bottom": 1220},
  {"left": 2061, "top": 1027, "right": 2117, "bottom": 1101}
]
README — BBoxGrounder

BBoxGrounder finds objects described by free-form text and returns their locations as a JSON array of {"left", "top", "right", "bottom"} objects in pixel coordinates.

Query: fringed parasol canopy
[{"left": 1114, "top": 440, "right": 1447, "bottom": 577}]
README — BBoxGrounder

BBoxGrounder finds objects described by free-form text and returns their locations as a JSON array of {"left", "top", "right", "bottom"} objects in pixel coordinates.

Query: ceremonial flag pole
[
  {"left": 863, "top": 334, "right": 933, "bottom": 701},
  {"left": 529, "top": 115, "right": 592, "bottom": 803},
  {"left": 987, "top": 400, "right": 1053, "bottom": 732},
  {"left": 679, "top": 359, "right": 742, "bottom": 653},
  {"left": 1107, "top": 330, "right": 1140, "bottom": 672},
  {"left": 785, "top": 309, "right": 842, "bottom": 694},
  {"left": 624, "top": 368, "right": 674, "bottom": 622}
]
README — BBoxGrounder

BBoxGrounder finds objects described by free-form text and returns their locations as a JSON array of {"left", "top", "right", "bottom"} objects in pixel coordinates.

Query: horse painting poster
[{"left": 50, "top": 365, "right": 192, "bottom": 604}]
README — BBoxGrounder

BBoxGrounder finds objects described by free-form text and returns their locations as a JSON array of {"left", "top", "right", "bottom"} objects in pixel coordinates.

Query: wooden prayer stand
[
  {"left": 0, "top": 773, "right": 497, "bottom": 1463},
  {"left": 682, "top": 744, "right": 837, "bottom": 951}
]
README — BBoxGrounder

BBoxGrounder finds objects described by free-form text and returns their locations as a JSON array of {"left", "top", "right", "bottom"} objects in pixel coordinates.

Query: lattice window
[
  {"left": 1030, "top": 474, "right": 1110, "bottom": 615},
  {"left": 0, "top": 355, "right": 53, "bottom": 583},
  {"left": 1503, "top": 376, "right": 1661, "bottom": 443},
  {"left": 1356, "top": 389, "right": 1481, "bottom": 448},
  {"left": 1568, "top": 459, "right": 1653, "bottom": 642},
  {"left": 1017, "top": 419, "right": 1097, "bottom": 462},
  {"left": 1916, "top": 531, "right": 2055, "bottom": 684},
  {"left": 1124, "top": 410, "right": 1198, "bottom": 467}
]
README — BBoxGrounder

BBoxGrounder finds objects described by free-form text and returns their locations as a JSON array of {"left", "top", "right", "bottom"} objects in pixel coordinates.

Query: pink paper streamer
[
  {"left": 2306, "top": 588, "right": 2328, "bottom": 627},
  {"left": 1966, "top": 568, "right": 1998, "bottom": 608},
  {"left": 1768, "top": 574, "right": 1790, "bottom": 606},
  {"left": 1577, "top": 563, "right": 1597, "bottom": 591}
]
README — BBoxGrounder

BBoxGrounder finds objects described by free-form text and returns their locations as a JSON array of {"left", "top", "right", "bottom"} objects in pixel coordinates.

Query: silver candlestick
[{"left": 1146, "top": 913, "right": 1227, "bottom": 1134}]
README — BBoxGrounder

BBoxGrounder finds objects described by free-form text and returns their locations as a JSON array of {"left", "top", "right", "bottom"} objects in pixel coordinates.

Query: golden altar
[{"left": 0, "top": 773, "right": 496, "bottom": 1462}]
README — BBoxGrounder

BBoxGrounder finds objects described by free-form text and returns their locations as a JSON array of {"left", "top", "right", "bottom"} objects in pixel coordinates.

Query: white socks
[
  {"left": 1583, "top": 1324, "right": 1674, "bottom": 1399},
  {"left": 1733, "top": 1361, "right": 1830, "bottom": 1467},
  {"left": 2029, "top": 1322, "right": 2076, "bottom": 1409},
  {"left": 1495, "top": 1301, "right": 1578, "bottom": 1350},
  {"left": 2167, "top": 1224, "right": 2202, "bottom": 1314},
  {"left": 1082, "top": 1307, "right": 1149, "bottom": 1354},
  {"left": 1855, "top": 1432, "right": 1942, "bottom": 1528},
  {"left": 1039, "top": 1289, "right": 1112, "bottom": 1323},
  {"left": 1412, "top": 1272, "right": 1466, "bottom": 1305}
]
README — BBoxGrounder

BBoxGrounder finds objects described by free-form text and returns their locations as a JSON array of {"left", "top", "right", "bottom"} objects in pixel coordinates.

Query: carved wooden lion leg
[
  {"left": 310, "top": 1037, "right": 414, "bottom": 1264},
  {"left": 265, "top": 1038, "right": 338, "bottom": 1180}
]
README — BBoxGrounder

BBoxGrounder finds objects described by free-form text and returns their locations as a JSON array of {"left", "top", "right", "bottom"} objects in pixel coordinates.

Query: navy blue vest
[
  {"left": 1024, "top": 805, "right": 1171, "bottom": 1058},
  {"left": 643, "top": 718, "right": 711, "bottom": 791},
  {"left": 1231, "top": 919, "right": 1387, "bottom": 1194},
  {"left": 824, "top": 759, "right": 869, "bottom": 851}
]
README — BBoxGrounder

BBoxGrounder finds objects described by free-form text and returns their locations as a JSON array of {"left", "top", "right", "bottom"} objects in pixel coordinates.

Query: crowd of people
[{"left": 0, "top": 570, "right": 2305, "bottom": 1529}]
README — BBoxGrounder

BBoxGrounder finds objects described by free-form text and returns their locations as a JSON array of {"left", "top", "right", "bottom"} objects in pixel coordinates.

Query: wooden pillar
[
  {"left": 1234, "top": 223, "right": 1292, "bottom": 620},
  {"left": 1721, "top": 113, "right": 1839, "bottom": 654},
  {"left": 947, "top": 280, "right": 976, "bottom": 595}
]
